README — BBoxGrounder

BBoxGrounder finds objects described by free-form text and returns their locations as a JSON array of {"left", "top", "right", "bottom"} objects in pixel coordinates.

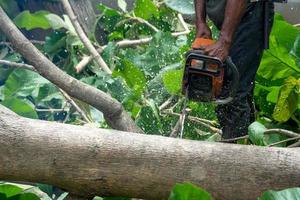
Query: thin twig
[
  {"left": 61, "top": 0, "right": 112, "bottom": 74},
  {"left": 162, "top": 110, "right": 221, "bottom": 134},
  {"left": 169, "top": 119, "right": 181, "bottom": 138},
  {"left": 288, "top": 141, "right": 300, "bottom": 148},
  {"left": 74, "top": 14, "right": 191, "bottom": 73},
  {"left": 159, "top": 96, "right": 176, "bottom": 111},
  {"left": 294, "top": 23, "right": 300, "bottom": 27},
  {"left": 264, "top": 129, "right": 299, "bottom": 138},
  {"left": 220, "top": 135, "right": 249, "bottom": 143},
  {"left": 267, "top": 136, "right": 300, "bottom": 147},
  {"left": 121, "top": 16, "right": 159, "bottom": 32},
  {"left": 0, "top": 60, "right": 36, "bottom": 71},
  {"left": 35, "top": 108, "right": 68, "bottom": 113},
  {"left": 0, "top": 40, "right": 45, "bottom": 46},
  {"left": 75, "top": 55, "right": 92, "bottom": 73},
  {"left": 58, "top": 88, "right": 92, "bottom": 123},
  {"left": 162, "top": 110, "right": 219, "bottom": 127}
]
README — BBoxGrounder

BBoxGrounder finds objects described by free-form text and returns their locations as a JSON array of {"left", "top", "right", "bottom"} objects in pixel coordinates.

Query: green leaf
[
  {"left": 0, "top": 184, "right": 23, "bottom": 198},
  {"left": 271, "top": 14, "right": 300, "bottom": 52},
  {"left": 273, "top": 77, "right": 300, "bottom": 123},
  {"left": 134, "top": 0, "right": 159, "bottom": 20},
  {"left": 248, "top": 122, "right": 267, "bottom": 146},
  {"left": 113, "top": 60, "right": 146, "bottom": 97},
  {"left": 45, "top": 14, "right": 67, "bottom": 30},
  {"left": 1, "top": 97, "right": 38, "bottom": 119},
  {"left": 259, "top": 188, "right": 300, "bottom": 200},
  {"left": 258, "top": 36, "right": 300, "bottom": 81},
  {"left": 164, "top": 0, "right": 195, "bottom": 15},
  {"left": 8, "top": 193, "right": 40, "bottom": 200},
  {"left": 169, "top": 183, "right": 213, "bottom": 200},
  {"left": 136, "top": 105, "right": 163, "bottom": 134},
  {"left": 162, "top": 69, "right": 183, "bottom": 95},
  {"left": 3, "top": 69, "right": 49, "bottom": 99},
  {"left": 14, "top": 10, "right": 51, "bottom": 30}
]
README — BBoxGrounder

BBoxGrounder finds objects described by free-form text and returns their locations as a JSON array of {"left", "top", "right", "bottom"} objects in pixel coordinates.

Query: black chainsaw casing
[{"left": 182, "top": 50, "right": 239, "bottom": 105}]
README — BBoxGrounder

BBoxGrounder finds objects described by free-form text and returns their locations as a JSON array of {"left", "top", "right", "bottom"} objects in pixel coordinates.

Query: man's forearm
[
  {"left": 194, "top": 0, "right": 206, "bottom": 25},
  {"left": 194, "top": 0, "right": 211, "bottom": 38},
  {"left": 219, "top": 0, "right": 247, "bottom": 45}
]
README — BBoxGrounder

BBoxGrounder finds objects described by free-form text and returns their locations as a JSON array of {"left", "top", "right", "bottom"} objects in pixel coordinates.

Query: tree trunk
[{"left": 0, "top": 105, "right": 300, "bottom": 200}]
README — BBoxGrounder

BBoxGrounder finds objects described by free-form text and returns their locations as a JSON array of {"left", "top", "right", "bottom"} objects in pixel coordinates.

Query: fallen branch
[
  {"left": 1, "top": 105, "right": 300, "bottom": 200},
  {"left": 0, "top": 6, "right": 141, "bottom": 133},
  {"left": 61, "top": 0, "right": 112, "bottom": 74}
]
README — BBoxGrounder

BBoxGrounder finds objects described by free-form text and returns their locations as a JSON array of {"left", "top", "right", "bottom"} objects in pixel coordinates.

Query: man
[{"left": 193, "top": 0, "right": 274, "bottom": 139}]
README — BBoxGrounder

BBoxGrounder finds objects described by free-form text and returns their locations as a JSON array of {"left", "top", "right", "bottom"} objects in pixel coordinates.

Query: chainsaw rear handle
[{"left": 215, "top": 57, "right": 240, "bottom": 105}]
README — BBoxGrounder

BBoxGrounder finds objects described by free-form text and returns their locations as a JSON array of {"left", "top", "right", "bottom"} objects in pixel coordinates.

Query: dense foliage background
[{"left": 0, "top": 0, "right": 299, "bottom": 199}]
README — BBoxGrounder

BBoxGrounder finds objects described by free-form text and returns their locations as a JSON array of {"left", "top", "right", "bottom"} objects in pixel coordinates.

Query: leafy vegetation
[{"left": 0, "top": 0, "right": 299, "bottom": 199}]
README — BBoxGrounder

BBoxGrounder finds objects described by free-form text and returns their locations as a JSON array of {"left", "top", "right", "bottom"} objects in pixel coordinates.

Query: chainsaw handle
[
  {"left": 215, "top": 57, "right": 240, "bottom": 105},
  {"left": 192, "top": 38, "right": 215, "bottom": 49}
]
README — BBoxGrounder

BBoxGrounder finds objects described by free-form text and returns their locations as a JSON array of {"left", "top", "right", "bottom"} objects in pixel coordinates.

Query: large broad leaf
[
  {"left": 273, "top": 77, "right": 300, "bottom": 123},
  {"left": 259, "top": 188, "right": 300, "bottom": 200},
  {"left": 169, "top": 183, "right": 213, "bottom": 200},
  {"left": 14, "top": 10, "right": 51, "bottom": 30},
  {"left": 134, "top": 0, "right": 159, "bottom": 20},
  {"left": 113, "top": 60, "right": 146, "bottom": 98},
  {"left": 164, "top": 0, "right": 195, "bottom": 15},
  {"left": 162, "top": 69, "right": 183, "bottom": 95},
  {"left": 1, "top": 97, "right": 38, "bottom": 119},
  {"left": 248, "top": 122, "right": 267, "bottom": 146},
  {"left": 3, "top": 69, "right": 49, "bottom": 99},
  {"left": 257, "top": 15, "right": 300, "bottom": 81},
  {"left": 271, "top": 14, "right": 300, "bottom": 52},
  {"left": 258, "top": 36, "right": 300, "bottom": 81}
]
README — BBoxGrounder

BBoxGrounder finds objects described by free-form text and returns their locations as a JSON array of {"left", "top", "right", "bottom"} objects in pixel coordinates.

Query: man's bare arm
[
  {"left": 204, "top": 0, "right": 247, "bottom": 61},
  {"left": 194, "top": 0, "right": 211, "bottom": 39},
  {"left": 219, "top": 0, "right": 247, "bottom": 46}
]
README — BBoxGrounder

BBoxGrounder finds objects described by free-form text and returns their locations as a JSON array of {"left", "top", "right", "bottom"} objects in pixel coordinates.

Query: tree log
[{"left": 0, "top": 105, "right": 300, "bottom": 200}]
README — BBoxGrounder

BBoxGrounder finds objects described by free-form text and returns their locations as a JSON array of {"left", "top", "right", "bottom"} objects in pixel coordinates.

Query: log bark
[
  {"left": 0, "top": 105, "right": 300, "bottom": 200},
  {"left": 0, "top": 6, "right": 141, "bottom": 133}
]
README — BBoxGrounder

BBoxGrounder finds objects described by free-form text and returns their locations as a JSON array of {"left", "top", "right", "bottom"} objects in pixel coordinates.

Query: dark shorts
[{"left": 216, "top": 2, "right": 274, "bottom": 139}]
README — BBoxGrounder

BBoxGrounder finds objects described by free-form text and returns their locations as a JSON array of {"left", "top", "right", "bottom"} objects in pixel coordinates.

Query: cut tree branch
[
  {"left": 61, "top": 0, "right": 112, "bottom": 74},
  {"left": 0, "top": 6, "right": 141, "bottom": 133},
  {"left": 1, "top": 105, "right": 300, "bottom": 200}
]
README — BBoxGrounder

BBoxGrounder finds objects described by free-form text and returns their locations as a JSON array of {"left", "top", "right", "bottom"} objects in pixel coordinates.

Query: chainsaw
[
  {"left": 178, "top": 38, "right": 239, "bottom": 138},
  {"left": 182, "top": 38, "right": 239, "bottom": 105}
]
